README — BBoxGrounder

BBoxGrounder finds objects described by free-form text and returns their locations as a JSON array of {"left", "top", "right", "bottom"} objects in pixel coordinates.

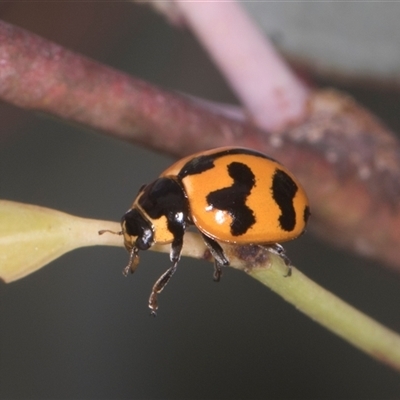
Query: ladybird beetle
[{"left": 101, "top": 147, "right": 310, "bottom": 314}]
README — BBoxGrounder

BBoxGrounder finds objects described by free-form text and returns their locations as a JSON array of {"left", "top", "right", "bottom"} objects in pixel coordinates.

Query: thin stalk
[
  {"left": 245, "top": 257, "right": 400, "bottom": 372},
  {"left": 1, "top": 202, "right": 400, "bottom": 372},
  {"left": 159, "top": 233, "right": 400, "bottom": 372}
]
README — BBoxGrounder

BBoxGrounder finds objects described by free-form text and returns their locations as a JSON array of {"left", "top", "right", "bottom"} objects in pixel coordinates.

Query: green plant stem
[
  {"left": 245, "top": 258, "right": 400, "bottom": 372},
  {"left": 1, "top": 198, "right": 399, "bottom": 372},
  {"left": 158, "top": 233, "right": 400, "bottom": 371}
]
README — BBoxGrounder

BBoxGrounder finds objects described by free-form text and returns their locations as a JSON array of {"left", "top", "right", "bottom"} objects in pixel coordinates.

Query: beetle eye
[
  {"left": 135, "top": 227, "right": 153, "bottom": 250},
  {"left": 122, "top": 209, "right": 140, "bottom": 237}
]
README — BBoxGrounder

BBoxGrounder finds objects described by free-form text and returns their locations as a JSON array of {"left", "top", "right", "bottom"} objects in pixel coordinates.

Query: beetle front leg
[
  {"left": 148, "top": 234, "right": 183, "bottom": 315},
  {"left": 148, "top": 260, "right": 178, "bottom": 316},
  {"left": 123, "top": 247, "right": 140, "bottom": 276}
]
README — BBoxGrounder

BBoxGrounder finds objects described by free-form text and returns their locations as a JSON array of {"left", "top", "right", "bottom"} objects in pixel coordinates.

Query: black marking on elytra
[
  {"left": 271, "top": 169, "right": 298, "bottom": 231},
  {"left": 138, "top": 177, "right": 189, "bottom": 240},
  {"left": 206, "top": 162, "right": 256, "bottom": 236},
  {"left": 178, "top": 154, "right": 215, "bottom": 179},
  {"left": 303, "top": 205, "right": 311, "bottom": 224},
  {"left": 178, "top": 148, "right": 277, "bottom": 179}
]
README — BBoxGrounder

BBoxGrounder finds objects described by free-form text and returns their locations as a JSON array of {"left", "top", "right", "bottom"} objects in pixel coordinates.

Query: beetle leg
[
  {"left": 267, "top": 243, "right": 292, "bottom": 277},
  {"left": 201, "top": 234, "right": 230, "bottom": 282},
  {"left": 148, "top": 235, "right": 183, "bottom": 316},
  {"left": 123, "top": 247, "right": 140, "bottom": 276},
  {"left": 148, "top": 260, "right": 178, "bottom": 316},
  {"left": 213, "top": 262, "right": 222, "bottom": 282}
]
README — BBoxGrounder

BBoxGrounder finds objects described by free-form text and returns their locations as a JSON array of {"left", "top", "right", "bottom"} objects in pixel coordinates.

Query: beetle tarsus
[
  {"left": 148, "top": 261, "right": 179, "bottom": 313},
  {"left": 123, "top": 247, "right": 140, "bottom": 276},
  {"left": 283, "top": 265, "right": 292, "bottom": 278},
  {"left": 213, "top": 261, "right": 223, "bottom": 282}
]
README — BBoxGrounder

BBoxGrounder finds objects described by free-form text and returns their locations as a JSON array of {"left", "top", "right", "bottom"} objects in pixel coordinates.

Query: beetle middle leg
[{"left": 201, "top": 234, "right": 230, "bottom": 282}]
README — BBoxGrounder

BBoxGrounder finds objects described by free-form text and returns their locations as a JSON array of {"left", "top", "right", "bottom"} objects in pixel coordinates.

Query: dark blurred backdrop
[{"left": 0, "top": 3, "right": 400, "bottom": 399}]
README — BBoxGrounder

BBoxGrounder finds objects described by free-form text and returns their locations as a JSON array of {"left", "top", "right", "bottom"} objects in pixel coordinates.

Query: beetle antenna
[{"left": 98, "top": 229, "right": 122, "bottom": 235}]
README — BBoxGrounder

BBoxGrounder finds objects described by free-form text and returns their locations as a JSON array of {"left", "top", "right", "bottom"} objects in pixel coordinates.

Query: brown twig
[
  {"left": 0, "top": 20, "right": 264, "bottom": 155},
  {"left": 1, "top": 20, "right": 400, "bottom": 272}
]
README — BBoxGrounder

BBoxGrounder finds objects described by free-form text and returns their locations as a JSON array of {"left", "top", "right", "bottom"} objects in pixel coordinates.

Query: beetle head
[{"left": 121, "top": 208, "right": 154, "bottom": 251}]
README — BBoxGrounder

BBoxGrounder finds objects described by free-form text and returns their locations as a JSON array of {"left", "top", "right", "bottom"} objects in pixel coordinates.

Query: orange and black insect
[{"left": 101, "top": 147, "right": 310, "bottom": 314}]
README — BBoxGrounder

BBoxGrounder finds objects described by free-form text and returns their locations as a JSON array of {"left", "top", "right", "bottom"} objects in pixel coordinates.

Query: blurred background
[{"left": 1, "top": 2, "right": 400, "bottom": 398}]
